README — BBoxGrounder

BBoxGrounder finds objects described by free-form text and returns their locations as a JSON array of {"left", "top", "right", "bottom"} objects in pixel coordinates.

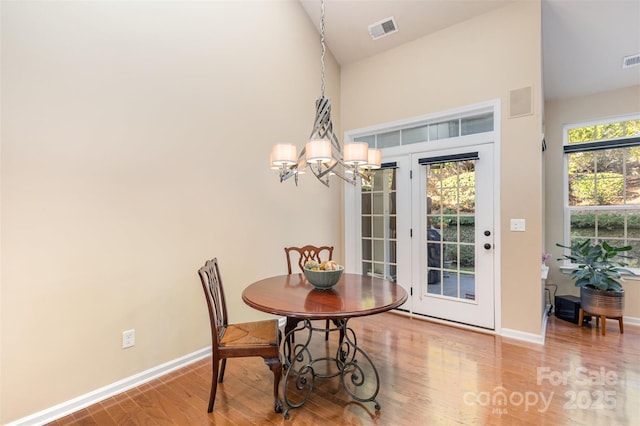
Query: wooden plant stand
[{"left": 578, "top": 308, "right": 624, "bottom": 336}]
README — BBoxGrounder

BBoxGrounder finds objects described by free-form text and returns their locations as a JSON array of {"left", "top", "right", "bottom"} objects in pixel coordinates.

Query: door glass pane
[
  {"left": 361, "top": 261, "right": 372, "bottom": 276},
  {"left": 389, "top": 191, "right": 396, "bottom": 214},
  {"left": 362, "top": 240, "right": 372, "bottom": 262},
  {"left": 373, "top": 193, "right": 384, "bottom": 214},
  {"left": 361, "top": 217, "right": 372, "bottom": 238},
  {"left": 360, "top": 168, "right": 397, "bottom": 282},
  {"left": 373, "top": 240, "right": 384, "bottom": 262},
  {"left": 425, "top": 159, "right": 477, "bottom": 300},
  {"left": 460, "top": 216, "right": 475, "bottom": 243},
  {"left": 361, "top": 192, "right": 372, "bottom": 213},
  {"left": 373, "top": 216, "right": 384, "bottom": 238}
]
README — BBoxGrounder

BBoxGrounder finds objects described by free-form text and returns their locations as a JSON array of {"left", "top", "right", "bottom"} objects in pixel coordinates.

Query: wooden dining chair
[
  {"left": 285, "top": 245, "right": 334, "bottom": 276},
  {"left": 197, "top": 258, "right": 282, "bottom": 413},
  {"left": 284, "top": 245, "right": 335, "bottom": 342}
]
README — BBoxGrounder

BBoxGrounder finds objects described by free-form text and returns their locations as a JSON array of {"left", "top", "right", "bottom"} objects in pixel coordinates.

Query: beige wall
[
  {"left": 341, "top": 1, "right": 543, "bottom": 335},
  {"left": 5, "top": 0, "right": 594, "bottom": 422},
  {"left": 544, "top": 85, "right": 640, "bottom": 317},
  {"left": 0, "top": 1, "right": 342, "bottom": 423}
]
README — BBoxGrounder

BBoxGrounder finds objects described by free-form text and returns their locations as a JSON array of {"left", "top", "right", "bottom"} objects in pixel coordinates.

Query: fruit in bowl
[
  {"left": 303, "top": 260, "right": 344, "bottom": 289},
  {"left": 304, "top": 260, "right": 340, "bottom": 271}
]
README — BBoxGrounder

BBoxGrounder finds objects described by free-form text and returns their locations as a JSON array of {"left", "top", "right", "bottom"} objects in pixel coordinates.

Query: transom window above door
[{"left": 353, "top": 112, "right": 493, "bottom": 148}]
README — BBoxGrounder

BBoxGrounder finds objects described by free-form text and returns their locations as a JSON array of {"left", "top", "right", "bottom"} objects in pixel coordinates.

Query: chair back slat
[
  {"left": 198, "top": 258, "right": 229, "bottom": 344},
  {"left": 284, "top": 245, "right": 334, "bottom": 274}
]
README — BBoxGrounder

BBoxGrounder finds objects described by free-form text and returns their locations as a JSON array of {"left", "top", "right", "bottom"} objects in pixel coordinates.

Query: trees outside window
[{"left": 564, "top": 118, "right": 640, "bottom": 268}]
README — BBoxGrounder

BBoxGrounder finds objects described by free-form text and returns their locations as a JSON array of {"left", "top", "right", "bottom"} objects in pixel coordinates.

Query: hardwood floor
[{"left": 47, "top": 312, "right": 639, "bottom": 425}]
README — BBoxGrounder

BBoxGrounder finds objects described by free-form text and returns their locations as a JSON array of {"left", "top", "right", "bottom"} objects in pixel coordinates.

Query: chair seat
[{"left": 220, "top": 320, "right": 279, "bottom": 347}]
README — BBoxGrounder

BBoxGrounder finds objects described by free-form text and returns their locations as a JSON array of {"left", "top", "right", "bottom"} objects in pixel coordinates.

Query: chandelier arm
[
  {"left": 315, "top": 163, "right": 335, "bottom": 179},
  {"left": 329, "top": 168, "right": 358, "bottom": 185},
  {"left": 279, "top": 167, "right": 298, "bottom": 183},
  {"left": 308, "top": 165, "right": 331, "bottom": 187}
]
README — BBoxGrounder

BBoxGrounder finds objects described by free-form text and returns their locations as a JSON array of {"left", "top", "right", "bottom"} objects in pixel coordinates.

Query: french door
[
  {"left": 410, "top": 144, "right": 495, "bottom": 329},
  {"left": 348, "top": 143, "right": 495, "bottom": 329}
]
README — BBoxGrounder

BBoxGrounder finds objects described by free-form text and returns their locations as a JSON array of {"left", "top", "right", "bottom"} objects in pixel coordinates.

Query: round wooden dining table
[
  {"left": 242, "top": 272, "right": 407, "bottom": 319},
  {"left": 242, "top": 272, "right": 408, "bottom": 419}
]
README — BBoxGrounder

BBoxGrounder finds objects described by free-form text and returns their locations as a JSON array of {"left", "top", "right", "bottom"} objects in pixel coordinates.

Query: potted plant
[{"left": 557, "top": 240, "right": 636, "bottom": 318}]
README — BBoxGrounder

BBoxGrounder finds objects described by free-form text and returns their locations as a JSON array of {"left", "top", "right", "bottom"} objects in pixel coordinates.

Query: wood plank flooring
[{"left": 47, "top": 312, "right": 639, "bottom": 425}]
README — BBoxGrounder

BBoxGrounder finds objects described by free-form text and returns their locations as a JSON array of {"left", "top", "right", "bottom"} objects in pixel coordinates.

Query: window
[
  {"left": 353, "top": 112, "right": 493, "bottom": 148},
  {"left": 563, "top": 117, "right": 640, "bottom": 269}
]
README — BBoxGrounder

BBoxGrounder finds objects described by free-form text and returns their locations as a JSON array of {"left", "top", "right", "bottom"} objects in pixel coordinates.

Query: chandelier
[{"left": 269, "top": 0, "right": 381, "bottom": 187}]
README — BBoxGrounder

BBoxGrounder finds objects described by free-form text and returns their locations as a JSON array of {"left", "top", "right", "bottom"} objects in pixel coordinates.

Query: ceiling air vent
[
  {"left": 622, "top": 53, "right": 640, "bottom": 69},
  {"left": 368, "top": 17, "right": 398, "bottom": 40}
]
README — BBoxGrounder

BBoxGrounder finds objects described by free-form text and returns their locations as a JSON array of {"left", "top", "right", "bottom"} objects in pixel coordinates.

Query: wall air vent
[
  {"left": 622, "top": 53, "right": 640, "bottom": 69},
  {"left": 368, "top": 17, "right": 398, "bottom": 40}
]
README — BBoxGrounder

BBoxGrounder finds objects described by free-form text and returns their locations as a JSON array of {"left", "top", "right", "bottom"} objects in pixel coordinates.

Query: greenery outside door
[{"left": 411, "top": 144, "right": 495, "bottom": 328}]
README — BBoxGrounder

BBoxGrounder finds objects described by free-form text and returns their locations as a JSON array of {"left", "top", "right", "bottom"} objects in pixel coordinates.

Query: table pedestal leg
[
  {"left": 281, "top": 318, "right": 381, "bottom": 419},
  {"left": 336, "top": 318, "right": 381, "bottom": 410}
]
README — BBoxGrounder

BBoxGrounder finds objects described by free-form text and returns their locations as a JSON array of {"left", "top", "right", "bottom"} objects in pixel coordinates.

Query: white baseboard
[
  {"left": 5, "top": 347, "right": 212, "bottom": 426},
  {"left": 501, "top": 327, "right": 545, "bottom": 345},
  {"left": 497, "top": 304, "right": 549, "bottom": 345},
  {"left": 623, "top": 315, "right": 640, "bottom": 327}
]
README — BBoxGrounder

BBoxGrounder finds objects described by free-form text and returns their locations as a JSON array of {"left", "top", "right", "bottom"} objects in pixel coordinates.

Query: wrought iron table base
[{"left": 282, "top": 318, "right": 381, "bottom": 419}]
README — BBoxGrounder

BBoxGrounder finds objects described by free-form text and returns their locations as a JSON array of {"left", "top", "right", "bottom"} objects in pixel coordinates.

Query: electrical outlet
[
  {"left": 510, "top": 218, "right": 526, "bottom": 232},
  {"left": 122, "top": 329, "right": 135, "bottom": 349}
]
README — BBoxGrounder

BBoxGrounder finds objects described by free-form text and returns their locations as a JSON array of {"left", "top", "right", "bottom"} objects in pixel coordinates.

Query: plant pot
[{"left": 580, "top": 286, "right": 625, "bottom": 317}]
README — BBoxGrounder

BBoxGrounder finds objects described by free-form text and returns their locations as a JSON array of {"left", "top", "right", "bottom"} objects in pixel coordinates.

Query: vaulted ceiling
[{"left": 300, "top": 0, "right": 640, "bottom": 102}]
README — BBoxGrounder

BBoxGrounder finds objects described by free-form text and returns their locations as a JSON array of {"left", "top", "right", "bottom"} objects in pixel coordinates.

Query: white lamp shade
[
  {"left": 269, "top": 152, "right": 280, "bottom": 170},
  {"left": 271, "top": 143, "right": 298, "bottom": 166},
  {"left": 305, "top": 139, "right": 332, "bottom": 163},
  {"left": 365, "top": 148, "right": 382, "bottom": 169},
  {"left": 343, "top": 142, "right": 369, "bottom": 165}
]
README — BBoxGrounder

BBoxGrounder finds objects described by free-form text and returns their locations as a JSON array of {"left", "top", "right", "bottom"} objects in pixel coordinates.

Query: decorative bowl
[{"left": 303, "top": 266, "right": 344, "bottom": 290}]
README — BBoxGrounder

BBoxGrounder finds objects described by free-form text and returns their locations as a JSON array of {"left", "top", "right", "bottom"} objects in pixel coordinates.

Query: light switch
[{"left": 510, "top": 219, "right": 526, "bottom": 232}]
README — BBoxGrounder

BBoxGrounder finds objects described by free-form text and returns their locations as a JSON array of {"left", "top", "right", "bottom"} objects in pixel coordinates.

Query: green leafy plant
[
  {"left": 569, "top": 172, "right": 624, "bottom": 205},
  {"left": 556, "top": 240, "right": 636, "bottom": 292}
]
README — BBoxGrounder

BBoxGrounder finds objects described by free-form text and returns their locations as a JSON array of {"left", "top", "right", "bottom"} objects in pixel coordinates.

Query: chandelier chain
[{"left": 320, "top": 0, "right": 326, "bottom": 97}]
